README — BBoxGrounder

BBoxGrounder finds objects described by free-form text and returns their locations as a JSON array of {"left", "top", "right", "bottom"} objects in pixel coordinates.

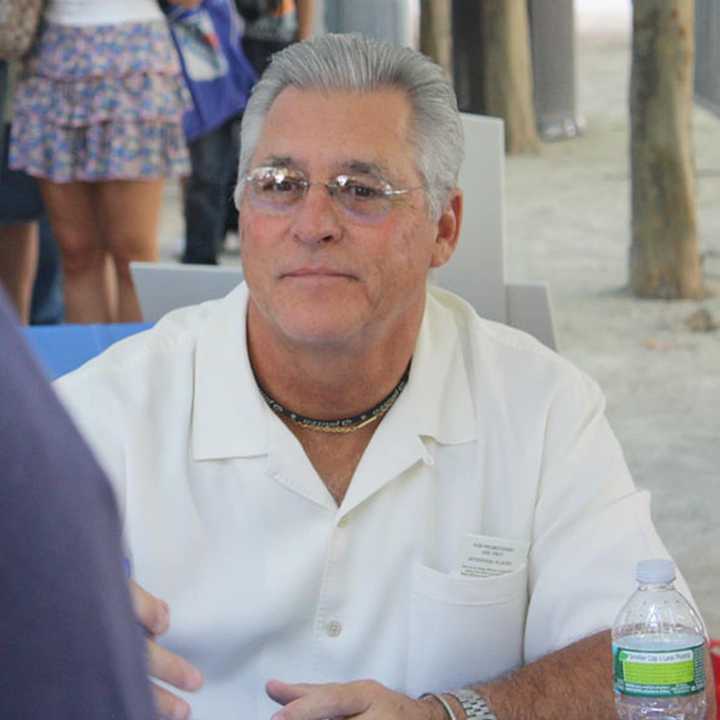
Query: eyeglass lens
[{"left": 247, "top": 168, "right": 398, "bottom": 222}]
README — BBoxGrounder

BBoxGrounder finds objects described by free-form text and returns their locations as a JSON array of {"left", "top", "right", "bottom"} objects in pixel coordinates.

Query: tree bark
[
  {"left": 451, "top": 1, "right": 484, "bottom": 115},
  {"left": 481, "top": 1, "right": 540, "bottom": 154},
  {"left": 630, "top": 0, "right": 703, "bottom": 298},
  {"left": 452, "top": 0, "right": 539, "bottom": 154},
  {"left": 419, "top": 0, "right": 453, "bottom": 78}
]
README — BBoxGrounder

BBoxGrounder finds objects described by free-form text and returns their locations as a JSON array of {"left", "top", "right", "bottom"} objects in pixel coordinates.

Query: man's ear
[{"left": 430, "top": 189, "right": 462, "bottom": 269}]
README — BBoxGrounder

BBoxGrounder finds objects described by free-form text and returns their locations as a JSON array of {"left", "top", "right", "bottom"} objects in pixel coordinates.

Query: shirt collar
[
  {"left": 191, "top": 284, "right": 476, "bottom": 461},
  {"left": 192, "top": 284, "right": 269, "bottom": 460},
  {"left": 392, "top": 287, "right": 477, "bottom": 445},
  {"left": 337, "top": 289, "right": 477, "bottom": 515}
]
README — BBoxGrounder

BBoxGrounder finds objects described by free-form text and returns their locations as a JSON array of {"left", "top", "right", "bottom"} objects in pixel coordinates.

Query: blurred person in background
[
  {"left": 0, "top": 60, "right": 63, "bottom": 325},
  {"left": 27, "top": 218, "right": 64, "bottom": 324},
  {"left": 237, "top": 0, "right": 315, "bottom": 75},
  {"left": 163, "top": 0, "right": 257, "bottom": 265},
  {"left": 223, "top": 0, "right": 314, "bottom": 248},
  {"left": 9, "top": 0, "right": 199, "bottom": 323}
]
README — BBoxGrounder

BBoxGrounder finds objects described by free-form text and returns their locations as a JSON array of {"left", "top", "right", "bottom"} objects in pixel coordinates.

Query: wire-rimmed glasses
[{"left": 242, "top": 165, "right": 423, "bottom": 223}]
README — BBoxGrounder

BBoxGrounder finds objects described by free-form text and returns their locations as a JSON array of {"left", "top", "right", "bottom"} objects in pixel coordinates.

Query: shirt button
[
  {"left": 325, "top": 620, "right": 343, "bottom": 637},
  {"left": 338, "top": 516, "right": 349, "bottom": 528}
]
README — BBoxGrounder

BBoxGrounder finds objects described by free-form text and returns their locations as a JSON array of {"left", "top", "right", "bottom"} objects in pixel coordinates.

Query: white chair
[{"left": 433, "top": 113, "right": 557, "bottom": 350}]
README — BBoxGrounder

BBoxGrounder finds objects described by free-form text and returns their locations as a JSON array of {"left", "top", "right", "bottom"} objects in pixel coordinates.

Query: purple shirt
[{"left": 0, "top": 290, "right": 153, "bottom": 719}]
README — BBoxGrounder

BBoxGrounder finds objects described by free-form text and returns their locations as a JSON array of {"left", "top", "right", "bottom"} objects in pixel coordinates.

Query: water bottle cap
[{"left": 636, "top": 558, "right": 675, "bottom": 584}]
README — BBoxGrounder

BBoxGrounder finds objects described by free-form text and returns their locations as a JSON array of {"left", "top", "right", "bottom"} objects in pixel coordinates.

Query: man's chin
[{"left": 277, "top": 314, "right": 367, "bottom": 350}]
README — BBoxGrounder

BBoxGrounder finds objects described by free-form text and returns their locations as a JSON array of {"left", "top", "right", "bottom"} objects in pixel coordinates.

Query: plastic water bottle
[{"left": 613, "top": 558, "right": 707, "bottom": 720}]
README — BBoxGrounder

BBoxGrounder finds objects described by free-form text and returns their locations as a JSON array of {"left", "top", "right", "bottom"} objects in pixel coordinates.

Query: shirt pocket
[{"left": 405, "top": 562, "right": 528, "bottom": 696}]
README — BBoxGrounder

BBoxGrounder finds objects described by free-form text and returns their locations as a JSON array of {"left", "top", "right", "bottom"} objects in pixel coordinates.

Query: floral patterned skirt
[{"left": 10, "top": 20, "right": 191, "bottom": 182}]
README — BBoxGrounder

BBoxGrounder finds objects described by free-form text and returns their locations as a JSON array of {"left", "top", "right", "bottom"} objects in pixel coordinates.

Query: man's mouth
[{"left": 282, "top": 267, "right": 355, "bottom": 279}]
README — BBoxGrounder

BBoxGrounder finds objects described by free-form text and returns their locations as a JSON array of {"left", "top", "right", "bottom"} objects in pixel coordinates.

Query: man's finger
[
  {"left": 266, "top": 679, "right": 315, "bottom": 705},
  {"left": 268, "top": 680, "right": 369, "bottom": 720},
  {"left": 153, "top": 681, "right": 193, "bottom": 720},
  {"left": 129, "top": 579, "right": 170, "bottom": 635},
  {"left": 147, "top": 638, "right": 204, "bottom": 692}
]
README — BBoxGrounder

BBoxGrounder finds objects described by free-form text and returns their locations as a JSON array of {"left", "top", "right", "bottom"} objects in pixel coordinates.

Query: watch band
[{"left": 446, "top": 688, "right": 497, "bottom": 720}]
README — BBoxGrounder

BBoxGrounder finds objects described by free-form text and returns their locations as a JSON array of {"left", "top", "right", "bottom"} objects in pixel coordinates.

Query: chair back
[
  {"left": 433, "top": 113, "right": 507, "bottom": 324},
  {"left": 23, "top": 323, "right": 151, "bottom": 380},
  {"left": 433, "top": 113, "right": 557, "bottom": 349}
]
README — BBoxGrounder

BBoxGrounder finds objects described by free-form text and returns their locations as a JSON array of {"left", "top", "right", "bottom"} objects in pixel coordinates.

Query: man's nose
[{"left": 290, "top": 183, "right": 343, "bottom": 245}]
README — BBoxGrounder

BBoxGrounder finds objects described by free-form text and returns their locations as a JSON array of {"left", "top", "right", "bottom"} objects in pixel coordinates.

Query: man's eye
[
  {"left": 343, "top": 182, "right": 383, "bottom": 200},
  {"left": 258, "top": 178, "right": 301, "bottom": 193},
  {"left": 273, "top": 179, "right": 299, "bottom": 192}
]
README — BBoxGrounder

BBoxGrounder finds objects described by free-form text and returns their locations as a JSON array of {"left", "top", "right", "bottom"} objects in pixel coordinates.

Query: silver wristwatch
[{"left": 447, "top": 688, "right": 497, "bottom": 720}]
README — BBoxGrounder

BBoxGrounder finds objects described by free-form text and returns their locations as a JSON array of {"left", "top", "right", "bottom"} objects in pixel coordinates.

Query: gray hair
[{"left": 235, "top": 33, "right": 464, "bottom": 219}]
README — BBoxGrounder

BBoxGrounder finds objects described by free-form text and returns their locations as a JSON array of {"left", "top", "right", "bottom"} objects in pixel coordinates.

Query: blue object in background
[
  {"left": 164, "top": 0, "right": 256, "bottom": 142},
  {"left": 23, "top": 323, "right": 152, "bottom": 380}
]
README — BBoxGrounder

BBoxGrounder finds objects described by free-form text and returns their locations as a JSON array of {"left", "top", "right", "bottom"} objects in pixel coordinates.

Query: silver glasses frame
[{"left": 241, "top": 165, "right": 424, "bottom": 217}]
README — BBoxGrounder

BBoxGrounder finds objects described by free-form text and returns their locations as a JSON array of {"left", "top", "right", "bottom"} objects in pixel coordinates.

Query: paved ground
[
  {"left": 157, "top": 25, "right": 720, "bottom": 636},
  {"left": 503, "top": 31, "right": 720, "bottom": 635}
]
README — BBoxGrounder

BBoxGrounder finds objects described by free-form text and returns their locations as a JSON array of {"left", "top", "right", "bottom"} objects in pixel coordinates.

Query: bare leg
[
  {"left": 0, "top": 222, "right": 39, "bottom": 324},
  {"left": 96, "top": 179, "right": 165, "bottom": 322},
  {"left": 38, "top": 180, "right": 113, "bottom": 323}
]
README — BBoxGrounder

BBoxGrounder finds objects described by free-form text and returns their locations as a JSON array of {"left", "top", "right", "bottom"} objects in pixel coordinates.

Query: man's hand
[
  {"left": 130, "top": 580, "right": 204, "bottom": 720},
  {"left": 266, "top": 679, "right": 445, "bottom": 720}
]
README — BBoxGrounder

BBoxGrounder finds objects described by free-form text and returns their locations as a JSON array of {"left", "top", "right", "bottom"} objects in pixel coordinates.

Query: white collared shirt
[{"left": 56, "top": 284, "right": 682, "bottom": 719}]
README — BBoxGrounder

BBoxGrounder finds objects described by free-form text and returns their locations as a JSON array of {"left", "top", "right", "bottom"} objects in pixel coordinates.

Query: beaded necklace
[{"left": 258, "top": 366, "right": 410, "bottom": 434}]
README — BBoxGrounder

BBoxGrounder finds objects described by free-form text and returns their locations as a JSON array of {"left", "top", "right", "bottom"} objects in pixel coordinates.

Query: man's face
[{"left": 239, "top": 87, "right": 459, "bottom": 353}]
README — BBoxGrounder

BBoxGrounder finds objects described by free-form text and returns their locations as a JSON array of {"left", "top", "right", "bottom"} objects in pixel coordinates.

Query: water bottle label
[{"left": 613, "top": 643, "right": 706, "bottom": 698}]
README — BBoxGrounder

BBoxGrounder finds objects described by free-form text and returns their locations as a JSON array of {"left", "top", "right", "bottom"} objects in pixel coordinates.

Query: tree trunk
[
  {"left": 481, "top": 1, "right": 540, "bottom": 154},
  {"left": 452, "top": 0, "right": 539, "bottom": 154},
  {"left": 419, "top": 0, "right": 453, "bottom": 78},
  {"left": 451, "top": 1, "right": 484, "bottom": 115},
  {"left": 630, "top": 0, "right": 703, "bottom": 298}
]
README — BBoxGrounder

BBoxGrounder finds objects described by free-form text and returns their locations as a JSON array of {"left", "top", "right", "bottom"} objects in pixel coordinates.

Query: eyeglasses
[{"left": 241, "top": 166, "right": 424, "bottom": 223}]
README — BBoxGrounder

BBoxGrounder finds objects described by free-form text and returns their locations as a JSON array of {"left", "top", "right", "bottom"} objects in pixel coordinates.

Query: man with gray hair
[{"left": 56, "top": 34, "right": 709, "bottom": 720}]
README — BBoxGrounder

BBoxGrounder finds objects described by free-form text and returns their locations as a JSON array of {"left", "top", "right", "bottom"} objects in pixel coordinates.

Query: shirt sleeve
[
  {"left": 54, "top": 361, "right": 129, "bottom": 524},
  {"left": 523, "top": 369, "right": 686, "bottom": 662}
]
